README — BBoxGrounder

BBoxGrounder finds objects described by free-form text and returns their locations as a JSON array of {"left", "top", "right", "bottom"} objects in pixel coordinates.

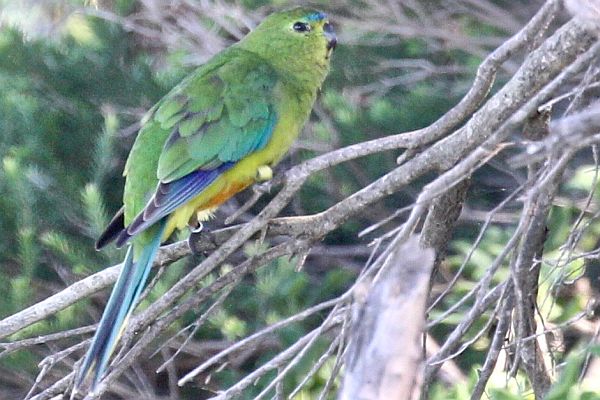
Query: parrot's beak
[{"left": 324, "top": 22, "right": 337, "bottom": 57}]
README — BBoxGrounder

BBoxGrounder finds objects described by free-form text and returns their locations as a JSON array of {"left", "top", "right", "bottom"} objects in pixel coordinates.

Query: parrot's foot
[
  {"left": 188, "top": 227, "right": 218, "bottom": 256},
  {"left": 184, "top": 208, "right": 216, "bottom": 233},
  {"left": 188, "top": 209, "right": 213, "bottom": 232},
  {"left": 188, "top": 213, "right": 201, "bottom": 232},
  {"left": 189, "top": 221, "right": 204, "bottom": 234},
  {"left": 256, "top": 165, "right": 273, "bottom": 182}
]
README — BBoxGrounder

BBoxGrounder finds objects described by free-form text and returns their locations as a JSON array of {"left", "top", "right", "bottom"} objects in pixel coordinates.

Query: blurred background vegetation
[{"left": 0, "top": 0, "right": 599, "bottom": 398}]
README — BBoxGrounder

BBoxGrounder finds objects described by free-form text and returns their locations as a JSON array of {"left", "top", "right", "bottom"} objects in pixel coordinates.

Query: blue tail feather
[{"left": 73, "top": 219, "right": 166, "bottom": 394}]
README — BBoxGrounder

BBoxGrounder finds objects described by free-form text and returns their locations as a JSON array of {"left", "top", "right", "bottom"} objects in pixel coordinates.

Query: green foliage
[
  {"left": 0, "top": 11, "right": 166, "bottom": 336},
  {"left": 425, "top": 162, "right": 600, "bottom": 398},
  {"left": 545, "top": 346, "right": 600, "bottom": 400},
  {"left": 427, "top": 348, "right": 600, "bottom": 400},
  {"left": 169, "top": 246, "right": 352, "bottom": 398},
  {"left": 3, "top": 2, "right": 599, "bottom": 399}
]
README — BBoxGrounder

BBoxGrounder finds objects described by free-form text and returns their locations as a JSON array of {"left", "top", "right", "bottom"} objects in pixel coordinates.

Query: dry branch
[
  {"left": 420, "top": 178, "right": 471, "bottom": 268},
  {"left": 0, "top": 240, "right": 191, "bottom": 340},
  {"left": 339, "top": 236, "right": 435, "bottom": 400},
  {"left": 7, "top": 1, "right": 600, "bottom": 399},
  {"left": 1, "top": 0, "right": 574, "bottom": 344},
  {"left": 509, "top": 105, "right": 558, "bottom": 398}
]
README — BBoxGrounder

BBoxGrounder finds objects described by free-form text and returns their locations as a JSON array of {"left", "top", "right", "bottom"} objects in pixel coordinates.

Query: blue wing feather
[
  {"left": 115, "top": 162, "right": 235, "bottom": 247},
  {"left": 115, "top": 107, "right": 276, "bottom": 247}
]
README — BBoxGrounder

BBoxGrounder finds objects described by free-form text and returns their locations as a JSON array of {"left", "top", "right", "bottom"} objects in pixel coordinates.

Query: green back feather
[
  {"left": 155, "top": 50, "right": 278, "bottom": 183},
  {"left": 122, "top": 7, "right": 333, "bottom": 228}
]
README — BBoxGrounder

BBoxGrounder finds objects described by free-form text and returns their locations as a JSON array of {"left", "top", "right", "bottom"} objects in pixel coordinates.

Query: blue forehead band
[{"left": 306, "top": 12, "right": 327, "bottom": 22}]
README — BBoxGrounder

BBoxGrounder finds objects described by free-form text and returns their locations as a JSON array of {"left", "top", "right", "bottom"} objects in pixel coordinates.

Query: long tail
[{"left": 73, "top": 220, "right": 166, "bottom": 395}]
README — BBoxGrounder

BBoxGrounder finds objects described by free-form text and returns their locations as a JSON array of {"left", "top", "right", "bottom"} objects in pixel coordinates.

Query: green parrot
[{"left": 73, "top": 7, "right": 336, "bottom": 394}]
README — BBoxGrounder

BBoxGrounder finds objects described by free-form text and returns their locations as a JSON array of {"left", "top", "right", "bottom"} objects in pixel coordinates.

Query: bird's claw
[
  {"left": 190, "top": 221, "right": 204, "bottom": 234},
  {"left": 188, "top": 226, "right": 217, "bottom": 256}
]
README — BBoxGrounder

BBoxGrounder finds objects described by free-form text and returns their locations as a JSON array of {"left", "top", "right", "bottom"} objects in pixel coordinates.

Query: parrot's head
[{"left": 240, "top": 7, "right": 337, "bottom": 85}]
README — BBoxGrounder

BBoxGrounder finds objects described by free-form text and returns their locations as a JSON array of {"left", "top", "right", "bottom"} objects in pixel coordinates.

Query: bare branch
[
  {"left": 10, "top": 2, "right": 600, "bottom": 399},
  {"left": 339, "top": 236, "right": 435, "bottom": 400}
]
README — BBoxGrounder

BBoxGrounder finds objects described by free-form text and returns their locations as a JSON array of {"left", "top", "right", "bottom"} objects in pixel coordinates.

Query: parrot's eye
[{"left": 293, "top": 22, "right": 310, "bottom": 33}]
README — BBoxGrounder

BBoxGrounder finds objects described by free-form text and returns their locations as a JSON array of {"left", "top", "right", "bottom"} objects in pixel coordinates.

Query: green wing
[
  {"left": 116, "top": 48, "right": 279, "bottom": 243},
  {"left": 154, "top": 50, "right": 278, "bottom": 183}
]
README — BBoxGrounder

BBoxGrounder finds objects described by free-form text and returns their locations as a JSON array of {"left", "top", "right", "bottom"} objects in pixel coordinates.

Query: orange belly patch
[
  {"left": 203, "top": 181, "right": 250, "bottom": 209},
  {"left": 163, "top": 176, "right": 252, "bottom": 240}
]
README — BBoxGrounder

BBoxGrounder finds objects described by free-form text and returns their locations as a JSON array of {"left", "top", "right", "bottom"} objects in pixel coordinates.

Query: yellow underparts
[
  {"left": 163, "top": 127, "right": 298, "bottom": 241},
  {"left": 162, "top": 82, "right": 307, "bottom": 242},
  {"left": 163, "top": 160, "right": 275, "bottom": 240},
  {"left": 162, "top": 164, "right": 253, "bottom": 241}
]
